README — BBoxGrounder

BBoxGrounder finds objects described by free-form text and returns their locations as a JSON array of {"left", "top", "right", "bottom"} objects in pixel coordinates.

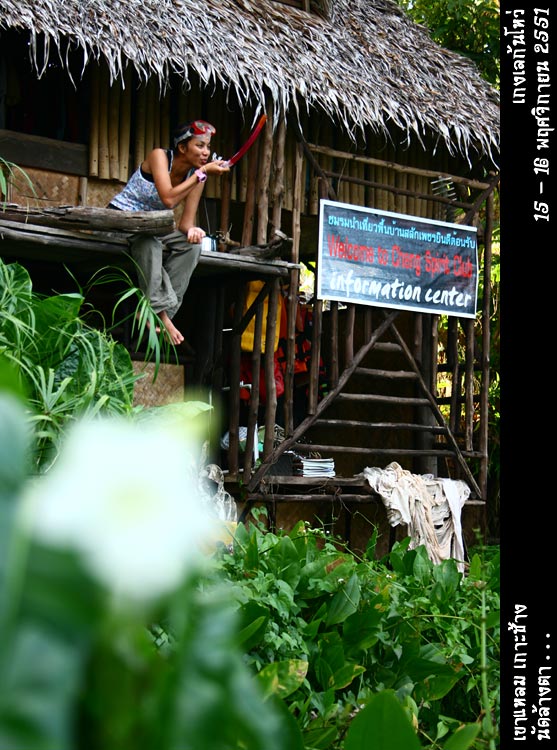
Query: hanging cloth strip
[{"left": 362, "top": 462, "right": 470, "bottom": 571}]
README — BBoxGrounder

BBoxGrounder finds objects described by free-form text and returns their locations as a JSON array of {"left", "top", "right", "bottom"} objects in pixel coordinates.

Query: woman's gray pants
[{"left": 129, "top": 230, "right": 202, "bottom": 320}]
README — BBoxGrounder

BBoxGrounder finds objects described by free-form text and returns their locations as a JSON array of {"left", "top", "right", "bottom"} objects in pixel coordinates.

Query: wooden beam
[{"left": 0, "top": 129, "right": 88, "bottom": 176}]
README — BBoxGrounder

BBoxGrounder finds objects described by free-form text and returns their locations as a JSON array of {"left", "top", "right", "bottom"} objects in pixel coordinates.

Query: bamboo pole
[
  {"left": 108, "top": 82, "right": 121, "bottom": 180},
  {"left": 204, "top": 93, "right": 221, "bottom": 200},
  {"left": 118, "top": 67, "right": 132, "bottom": 183},
  {"left": 366, "top": 157, "right": 375, "bottom": 209},
  {"left": 219, "top": 115, "right": 237, "bottom": 247},
  {"left": 356, "top": 151, "right": 365, "bottom": 206},
  {"left": 160, "top": 90, "right": 171, "bottom": 148},
  {"left": 307, "top": 143, "right": 492, "bottom": 190},
  {"left": 308, "top": 111, "right": 320, "bottom": 215},
  {"left": 134, "top": 84, "right": 147, "bottom": 169},
  {"left": 284, "top": 129, "right": 294, "bottom": 213},
  {"left": 89, "top": 65, "right": 100, "bottom": 177},
  {"left": 241, "top": 131, "right": 259, "bottom": 246},
  {"left": 144, "top": 80, "right": 156, "bottom": 153},
  {"left": 238, "top": 118, "right": 251, "bottom": 204},
  {"left": 98, "top": 65, "right": 110, "bottom": 179},
  {"left": 396, "top": 149, "right": 407, "bottom": 215},
  {"left": 386, "top": 140, "right": 396, "bottom": 212}
]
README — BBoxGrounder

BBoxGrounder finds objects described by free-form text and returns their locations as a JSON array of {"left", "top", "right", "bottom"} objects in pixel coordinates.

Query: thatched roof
[{"left": 0, "top": 0, "right": 499, "bottom": 164}]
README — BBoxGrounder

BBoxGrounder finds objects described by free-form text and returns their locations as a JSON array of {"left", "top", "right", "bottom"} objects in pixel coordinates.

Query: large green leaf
[
  {"left": 257, "top": 659, "right": 309, "bottom": 700},
  {"left": 443, "top": 723, "right": 481, "bottom": 750},
  {"left": 344, "top": 690, "right": 421, "bottom": 750},
  {"left": 342, "top": 598, "right": 383, "bottom": 652},
  {"left": 270, "top": 536, "right": 302, "bottom": 588},
  {"left": 330, "top": 662, "right": 365, "bottom": 690},
  {"left": 235, "top": 601, "right": 270, "bottom": 650},
  {"left": 325, "top": 573, "right": 361, "bottom": 626}
]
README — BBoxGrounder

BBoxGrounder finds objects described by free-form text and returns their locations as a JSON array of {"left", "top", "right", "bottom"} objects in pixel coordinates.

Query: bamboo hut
[{"left": 0, "top": 0, "right": 500, "bottom": 553}]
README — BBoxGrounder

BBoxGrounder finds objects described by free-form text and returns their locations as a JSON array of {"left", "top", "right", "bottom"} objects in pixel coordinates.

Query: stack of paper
[{"left": 293, "top": 456, "right": 335, "bottom": 477}]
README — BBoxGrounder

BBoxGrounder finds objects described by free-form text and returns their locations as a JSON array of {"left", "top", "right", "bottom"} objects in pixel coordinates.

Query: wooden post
[
  {"left": 464, "top": 317, "right": 475, "bottom": 452},
  {"left": 284, "top": 141, "right": 304, "bottom": 435},
  {"left": 263, "top": 279, "right": 280, "bottom": 458},
  {"left": 478, "top": 192, "right": 493, "bottom": 500},
  {"left": 243, "top": 303, "right": 264, "bottom": 475},
  {"left": 307, "top": 176, "right": 327, "bottom": 413},
  {"left": 330, "top": 301, "right": 339, "bottom": 387},
  {"left": 257, "top": 105, "right": 273, "bottom": 244},
  {"left": 227, "top": 284, "right": 246, "bottom": 477},
  {"left": 345, "top": 304, "right": 355, "bottom": 364},
  {"left": 270, "top": 114, "right": 286, "bottom": 238}
]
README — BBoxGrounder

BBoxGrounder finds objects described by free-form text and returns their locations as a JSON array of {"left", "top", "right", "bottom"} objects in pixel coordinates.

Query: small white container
[{"left": 202, "top": 236, "right": 216, "bottom": 252}]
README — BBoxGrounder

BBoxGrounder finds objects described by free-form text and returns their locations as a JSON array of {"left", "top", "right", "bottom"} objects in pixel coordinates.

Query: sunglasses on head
[{"left": 174, "top": 120, "right": 216, "bottom": 147}]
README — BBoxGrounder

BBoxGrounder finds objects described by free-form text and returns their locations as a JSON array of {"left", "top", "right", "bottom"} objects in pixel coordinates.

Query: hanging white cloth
[{"left": 362, "top": 462, "right": 470, "bottom": 571}]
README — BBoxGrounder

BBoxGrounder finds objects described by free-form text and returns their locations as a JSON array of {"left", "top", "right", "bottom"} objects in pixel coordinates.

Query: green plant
[
  {"left": 80, "top": 264, "right": 181, "bottom": 381},
  {"left": 199, "top": 514, "right": 500, "bottom": 748},
  {"left": 0, "top": 258, "right": 139, "bottom": 471},
  {"left": 0, "top": 157, "right": 37, "bottom": 204},
  {"left": 397, "top": 0, "right": 500, "bottom": 86},
  {"left": 0, "top": 381, "right": 499, "bottom": 749}
]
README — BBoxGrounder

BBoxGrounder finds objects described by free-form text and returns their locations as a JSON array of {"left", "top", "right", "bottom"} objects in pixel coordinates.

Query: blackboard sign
[{"left": 317, "top": 200, "right": 478, "bottom": 319}]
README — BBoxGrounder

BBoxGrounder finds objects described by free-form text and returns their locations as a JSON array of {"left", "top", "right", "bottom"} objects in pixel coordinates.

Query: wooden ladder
[{"left": 247, "top": 310, "right": 482, "bottom": 500}]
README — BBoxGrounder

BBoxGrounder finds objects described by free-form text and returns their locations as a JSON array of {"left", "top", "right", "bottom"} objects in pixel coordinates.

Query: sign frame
[{"left": 317, "top": 199, "right": 479, "bottom": 319}]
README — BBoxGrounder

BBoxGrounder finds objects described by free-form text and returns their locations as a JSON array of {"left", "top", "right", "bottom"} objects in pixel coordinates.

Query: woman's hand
[
  {"left": 202, "top": 159, "right": 231, "bottom": 175},
  {"left": 186, "top": 226, "right": 206, "bottom": 243}
]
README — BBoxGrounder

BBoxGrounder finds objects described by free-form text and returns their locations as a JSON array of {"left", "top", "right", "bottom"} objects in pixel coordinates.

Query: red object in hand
[{"left": 227, "top": 114, "right": 268, "bottom": 166}]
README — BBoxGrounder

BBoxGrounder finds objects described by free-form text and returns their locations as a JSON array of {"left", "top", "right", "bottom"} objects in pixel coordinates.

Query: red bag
[{"left": 240, "top": 352, "right": 285, "bottom": 403}]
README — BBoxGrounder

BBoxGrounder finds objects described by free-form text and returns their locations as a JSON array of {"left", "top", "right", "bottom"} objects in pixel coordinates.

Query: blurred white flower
[{"left": 21, "top": 415, "right": 215, "bottom": 603}]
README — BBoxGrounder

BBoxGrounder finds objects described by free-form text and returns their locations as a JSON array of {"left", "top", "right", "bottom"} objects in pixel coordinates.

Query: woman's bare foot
[{"left": 159, "top": 311, "right": 185, "bottom": 345}]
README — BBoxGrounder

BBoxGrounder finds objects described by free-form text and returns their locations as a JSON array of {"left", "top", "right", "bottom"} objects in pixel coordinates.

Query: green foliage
[
  {"left": 82, "top": 264, "right": 180, "bottom": 381},
  {"left": 204, "top": 517, "right": 500, "bottom": 748},
  {"left": 0, "top": 258, "right": 139, "bottom": 471},
  {"left": 0, "top": 157, "right": 37, "bottom": 203},
  {"left": 0, "top": 391, "right": 500, "bottom": 750},
  {"left": 397, "top": 0, "right": 500, "bottom": 86}
]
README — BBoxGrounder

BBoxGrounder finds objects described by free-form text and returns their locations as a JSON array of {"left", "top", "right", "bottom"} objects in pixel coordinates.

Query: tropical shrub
[
  {"left": 205, "top": 513, "right": 500, "bottom": 749},
  {"left": 0, "top": 258, "right": 139, "bottom": 471}
]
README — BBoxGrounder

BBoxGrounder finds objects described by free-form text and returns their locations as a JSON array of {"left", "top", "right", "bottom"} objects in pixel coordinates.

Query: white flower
[{"left": 21, "top": 415, "right": 215, "bottom": 603}]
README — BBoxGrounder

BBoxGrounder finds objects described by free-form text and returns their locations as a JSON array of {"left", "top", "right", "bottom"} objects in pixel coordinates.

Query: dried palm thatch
[{"left": 0, "top": 0, "right": 499, "bottom": 164}]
